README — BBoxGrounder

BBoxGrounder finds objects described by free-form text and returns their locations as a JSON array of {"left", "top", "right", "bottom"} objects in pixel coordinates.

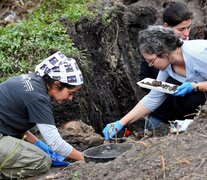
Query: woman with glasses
[
  {"left": 140, "top": 1, "right": 193, "bottom": 84},
  {"left": 139, "top": 1, "right": 195, "bottom": 130},
  {"left": 103, "top": 25, "right": 207, "bottom": 141}
]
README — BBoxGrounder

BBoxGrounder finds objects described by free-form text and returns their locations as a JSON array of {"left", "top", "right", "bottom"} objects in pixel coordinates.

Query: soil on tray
[{"left": 141, "top": 80, "right": 178, "bottom": 92}]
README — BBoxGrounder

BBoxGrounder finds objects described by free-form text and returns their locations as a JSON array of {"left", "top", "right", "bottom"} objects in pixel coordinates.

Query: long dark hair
[{"left": 163, "top": 1, "right": 193, "bottom": 26}]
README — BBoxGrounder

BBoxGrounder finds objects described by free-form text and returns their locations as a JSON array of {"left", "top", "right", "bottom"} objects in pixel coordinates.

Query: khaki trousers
[{"left": 0, "top": 135, "right": 51, "bottom": 179}]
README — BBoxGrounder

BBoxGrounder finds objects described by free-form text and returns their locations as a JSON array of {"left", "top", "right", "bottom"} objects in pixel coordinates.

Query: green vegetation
[
  {"left": 102, "top": 3, "right": 117, "bottom": 25},
  {"left": 71, "top": 170, "right": 80, "bottom": 180},
  {"left": 0, "top": 0, "right": 97, "bottom": 82}
]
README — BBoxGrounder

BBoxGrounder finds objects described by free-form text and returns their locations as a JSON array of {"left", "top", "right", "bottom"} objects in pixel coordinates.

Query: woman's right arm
[
  {"left": 120, "top": 70, "right": 169, "bottom": 126},
  {"left": 120, "top": 102, "right": 151, "bottom": 125}
]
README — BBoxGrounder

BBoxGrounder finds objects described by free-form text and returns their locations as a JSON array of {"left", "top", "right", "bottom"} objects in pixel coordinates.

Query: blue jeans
[{"left": 145, "top": 114, "right": 164, "bottom": 130}]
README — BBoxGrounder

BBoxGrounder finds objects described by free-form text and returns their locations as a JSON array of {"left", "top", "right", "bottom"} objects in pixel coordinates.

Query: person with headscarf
[
  {"left": 103, "top": 25, "right": 207, "bottom": 140},
  {"left": 0, "top": 51, "right": 84, "bottom": 179},
  {"left": 138, "top": 1, "right": 195, "bottom": 129}
]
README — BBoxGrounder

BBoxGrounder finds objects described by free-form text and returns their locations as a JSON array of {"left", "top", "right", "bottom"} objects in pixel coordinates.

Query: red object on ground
[{"left": 124, "top": 129, "right": 131, "bottom": 136}]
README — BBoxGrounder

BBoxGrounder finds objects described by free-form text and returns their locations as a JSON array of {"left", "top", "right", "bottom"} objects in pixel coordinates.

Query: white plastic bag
[{"left": 169, "top": 119, "right": 193, "bottom": 133}]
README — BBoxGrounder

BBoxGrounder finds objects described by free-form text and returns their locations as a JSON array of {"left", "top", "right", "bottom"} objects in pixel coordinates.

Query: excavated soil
[{"left": 28, "top": 104, "right": 207, "bottom": 180}]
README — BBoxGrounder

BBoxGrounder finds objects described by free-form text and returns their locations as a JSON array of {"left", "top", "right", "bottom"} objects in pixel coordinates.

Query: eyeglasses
[{"left": 145, "top": 55, "right": 158, "bottom": 66}]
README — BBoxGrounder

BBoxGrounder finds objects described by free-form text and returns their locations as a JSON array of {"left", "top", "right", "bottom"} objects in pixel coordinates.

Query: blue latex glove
[
  {"left": 34, "top": 140, "right": 71, "bottom": 167},
  {"left": 173, "top": 82, "right": 193, "bottom": 97},
  {"left": 102, "top": 120, "right": 123, "bottom": 141}
]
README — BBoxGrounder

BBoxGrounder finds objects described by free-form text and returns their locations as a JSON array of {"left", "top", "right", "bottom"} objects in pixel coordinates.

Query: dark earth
[
  {"left": 140, "top": 80, "right": 178, "bottom": 92},
  {"left": 0, "top": 0, "right": 207, "bottom": 179}
]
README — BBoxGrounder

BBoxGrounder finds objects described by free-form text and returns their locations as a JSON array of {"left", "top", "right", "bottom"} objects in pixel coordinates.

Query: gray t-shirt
[{"left": 0, "top": 74, "right": 55, "bottom": 137}]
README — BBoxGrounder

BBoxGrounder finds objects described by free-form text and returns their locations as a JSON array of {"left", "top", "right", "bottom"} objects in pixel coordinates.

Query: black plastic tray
[{"left": 83, "top": 143, "right": 133, "bottom": 163}]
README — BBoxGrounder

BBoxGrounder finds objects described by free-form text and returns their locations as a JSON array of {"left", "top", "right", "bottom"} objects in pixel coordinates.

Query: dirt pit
[{"left": 27, "top": 104, "right": 207, "bottom": 180}]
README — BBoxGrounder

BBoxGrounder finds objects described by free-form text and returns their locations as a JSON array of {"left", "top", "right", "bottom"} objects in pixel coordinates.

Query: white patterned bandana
[{"left": 35, "top": 51, "right": 83, "bottom": 85}]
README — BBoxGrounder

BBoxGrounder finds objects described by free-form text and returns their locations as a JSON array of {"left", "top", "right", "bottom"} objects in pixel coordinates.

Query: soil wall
[{"left": 54, "top": 0, "right": 207, "bottom": 133}]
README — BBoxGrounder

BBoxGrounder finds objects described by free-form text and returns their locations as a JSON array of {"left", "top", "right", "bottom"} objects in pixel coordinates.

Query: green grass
[{"left": 0, "top": 0, "right": 97, "bottom": 81}]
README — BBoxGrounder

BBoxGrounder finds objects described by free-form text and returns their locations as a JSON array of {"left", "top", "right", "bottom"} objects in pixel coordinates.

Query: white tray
[{"left": 137, "top": 78, "right": 178, "bottom": 94}]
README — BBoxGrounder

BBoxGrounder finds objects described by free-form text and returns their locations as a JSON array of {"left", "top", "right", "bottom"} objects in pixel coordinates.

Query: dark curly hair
[{"left": 138, "top": 25, "right": 183, "bottom": 56}]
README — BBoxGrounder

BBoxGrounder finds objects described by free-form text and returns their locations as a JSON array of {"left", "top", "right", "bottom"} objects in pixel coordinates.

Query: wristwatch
[{"left": 194, "top": 82, "right": 199, "bottom": 92}]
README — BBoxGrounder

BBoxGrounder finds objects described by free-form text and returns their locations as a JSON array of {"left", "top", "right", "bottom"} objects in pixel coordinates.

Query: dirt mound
[{"left": 28, "top": 104, "right": 206, "bottom": 180}]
